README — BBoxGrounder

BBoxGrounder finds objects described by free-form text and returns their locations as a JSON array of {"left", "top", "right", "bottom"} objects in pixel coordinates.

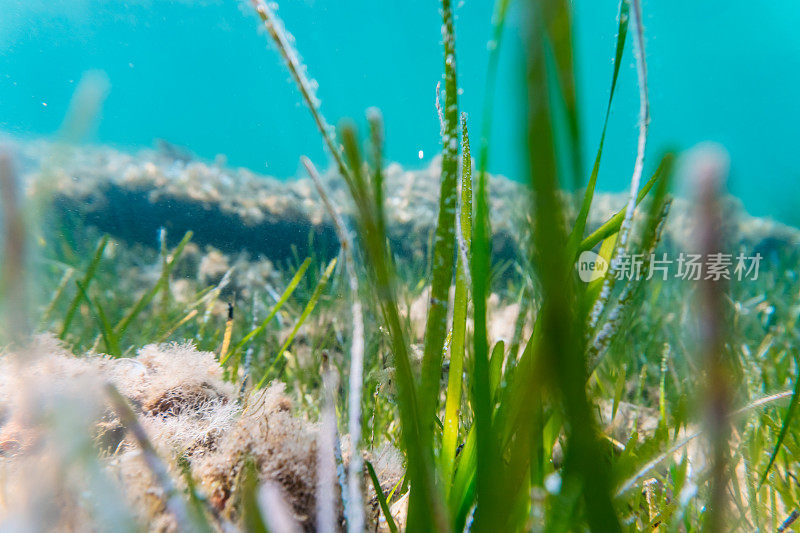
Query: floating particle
[
  {"left": 418, "top": 150, "right": 424, "bottom": 159},
  {"left": 544, "top": 473, "right": 562, "bottom": 494}
]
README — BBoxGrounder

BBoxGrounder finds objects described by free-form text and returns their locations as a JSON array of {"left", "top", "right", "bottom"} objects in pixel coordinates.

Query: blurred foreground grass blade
[
  {"left": 420, "top": 0, "right": 461, "bottom": 463},
  {"left": 469, "top": 45, "right": 502, "bottom": 533},
  {"left": 59, "top": 234, "right": 109, "bottom": 340},
  {"left": 474, "top": 0, "right": 573, "bottom": 524},
  {"left": 224, "top": 257, "right": 312, "bottom": 363},
  {"left": 114, "top": 231, "right": 193, "bottom": 339},
  {"left": 0, "top": 152, "right": 29, "bottom": 343},
  {"left": 441, "top": 115, "right": 472, "bottom": 496},
  {"left": 523, "top": 0, "right": 620, "bottom": 530},
  {"left": 458, "top": 0, "right": 514, "bottom": 521},
  {"left": 488, "top": 340, "right": 504, "bottom": 400},
  {"left": 545, "top": 0, "right": 582, "bottom": 193},
  {"left": 258, "top": 257, "right": 337, "bottom": 386},
  {"left": 339, "top": 122, "right": 446, "bottom": 531},
  {"left": 690, "top": 146, "right": 732, "bottom": 532},
  {"left": 366, "top": 460, "right": 398, "bottom": 533},
  {"left": 566, "top": 0, "right": 630, "bottom": 259}
]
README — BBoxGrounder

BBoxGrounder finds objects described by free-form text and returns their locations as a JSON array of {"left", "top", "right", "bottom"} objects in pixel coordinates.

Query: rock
[{"left": 10, "top": 139, "right": 800, "bottom": 272}]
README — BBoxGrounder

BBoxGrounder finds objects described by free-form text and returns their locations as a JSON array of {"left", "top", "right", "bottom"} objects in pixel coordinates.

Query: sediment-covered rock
[{"left": 10, "top": 139, "right": 800, "bottom": 267}]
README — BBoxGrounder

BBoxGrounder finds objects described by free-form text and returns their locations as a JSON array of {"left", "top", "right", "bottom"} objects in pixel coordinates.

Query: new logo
[{"left": 576, "top": 251, "right": 609, "bottom": 282}]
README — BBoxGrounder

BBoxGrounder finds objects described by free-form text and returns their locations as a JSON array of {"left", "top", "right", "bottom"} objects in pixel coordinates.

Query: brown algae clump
[{"left": 0, "top": 337, "right": 394, "bottom": 531}]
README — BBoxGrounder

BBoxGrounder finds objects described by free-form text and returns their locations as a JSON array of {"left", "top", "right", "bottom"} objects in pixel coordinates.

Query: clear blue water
[{"left": 2, "top": 0, "right": 798, "bottom": 222}]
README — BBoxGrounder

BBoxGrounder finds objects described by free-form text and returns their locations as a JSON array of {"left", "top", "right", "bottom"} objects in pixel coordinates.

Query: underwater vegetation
[{"left": 2, "top": 0, "right": 800, "bottom": 531}]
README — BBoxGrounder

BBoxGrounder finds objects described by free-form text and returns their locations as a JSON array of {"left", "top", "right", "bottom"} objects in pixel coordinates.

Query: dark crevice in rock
[{"left": 53, "top": 183, "right": 341, "bottom": 263}]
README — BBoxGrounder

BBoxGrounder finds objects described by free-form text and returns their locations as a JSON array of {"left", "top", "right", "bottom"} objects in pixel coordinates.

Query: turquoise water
[{"left": 2, "top": 0, "right": 798, "bottom": 221}]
